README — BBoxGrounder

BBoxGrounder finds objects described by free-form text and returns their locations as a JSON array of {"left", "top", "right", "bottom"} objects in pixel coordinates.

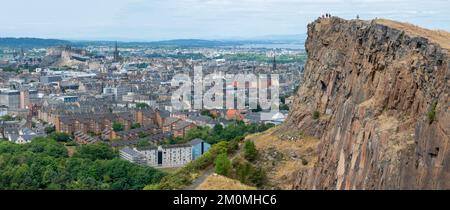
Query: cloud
[{"left": 0, "top": 0, "right": 448, "bottom": 40}]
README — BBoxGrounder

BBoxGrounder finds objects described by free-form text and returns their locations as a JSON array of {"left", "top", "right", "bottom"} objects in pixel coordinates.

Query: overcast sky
[{"left": 0, "top": 0, "right": 448, "bottom": 41}]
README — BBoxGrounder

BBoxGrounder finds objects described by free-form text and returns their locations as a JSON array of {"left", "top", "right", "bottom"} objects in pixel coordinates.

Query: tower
[
  {"left": 272, "top": 55, "right": 277, "bottom": 71},
  {"left": 113, "top": 41, "right": 120, "bottom": 62}
]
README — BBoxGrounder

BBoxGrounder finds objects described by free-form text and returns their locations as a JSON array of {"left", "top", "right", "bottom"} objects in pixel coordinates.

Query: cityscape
[
  {"left": 0, "top": 34, "right": 305, "bottom": 190},
  {"left": 0, "top": 0, "right": 449, "bottom": 202}
]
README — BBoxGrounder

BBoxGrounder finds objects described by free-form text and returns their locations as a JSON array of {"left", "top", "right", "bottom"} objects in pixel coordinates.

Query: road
[{"left": 184, "top": 166, "right": 215, "bottom": 190}]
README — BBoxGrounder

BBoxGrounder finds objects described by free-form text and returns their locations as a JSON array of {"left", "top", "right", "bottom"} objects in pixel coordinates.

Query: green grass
[
  {"left": 427, "top": 102, "right": 437, "bottom": 124},
  {"left": 312, "top": 111, "right": 320, "bottom": 120}
]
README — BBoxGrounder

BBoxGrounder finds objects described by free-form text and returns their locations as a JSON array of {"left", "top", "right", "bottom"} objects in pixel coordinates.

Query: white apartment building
[
  {"left": 158, "top": 144, "right": 192, "bottom": 168},
  {"left": 122, "top": 144, "right": 193, "bottom": 168}
]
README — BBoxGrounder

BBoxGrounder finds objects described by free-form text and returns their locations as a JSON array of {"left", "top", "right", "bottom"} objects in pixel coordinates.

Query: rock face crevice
[{"left": 286, "top": 17, "right": 450, "bottom": 189}]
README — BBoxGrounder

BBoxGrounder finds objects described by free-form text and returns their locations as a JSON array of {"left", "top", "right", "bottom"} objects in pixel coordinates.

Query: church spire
[{"left": 113, "top": 41, "right": 120, "bottom": 62}]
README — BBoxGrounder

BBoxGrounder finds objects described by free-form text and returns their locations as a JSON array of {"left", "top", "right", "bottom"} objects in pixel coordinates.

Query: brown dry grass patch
[
  {"left": 196, "top": 174, "right": 256, "bottom": 190},
  {"left": 246, "top": 126, "right": 320, "bottom": 189},
  {"left": 374, "top": 19, "right": 450, "bottom": 50}
]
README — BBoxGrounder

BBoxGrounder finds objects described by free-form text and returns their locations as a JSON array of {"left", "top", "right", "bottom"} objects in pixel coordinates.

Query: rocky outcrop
[{"left": 285, "top": 17, "right": 450, "bottom": 189}]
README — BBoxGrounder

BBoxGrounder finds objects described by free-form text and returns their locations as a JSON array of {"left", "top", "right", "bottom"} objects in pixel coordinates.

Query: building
[
  {"left": 49, "top": 112, "right": 136, "bottom": 135},
  {"left": 19, "top": 90, "right": 29, "bottom": 109},
  {"left": 18, "top": 89, "right": 38, "bottom": 109},
  {"left": 119, "top": 147, "right": 148, "bottom": 165},
  {"left": 260, "top": 111, "right": 287, "bottom": 125},
  {"left": 244, "top": 111, "right": 287, "bottom": 125},
  {"left": 226, "top": 109, "right": 245, "bottom": 121},
  {"left": 4, "top": 127, "right": 38, "bottom": 144},
  {"left": 108, "top": 132, "right": 171, "bottom": 147},
  {"left": 136, "top": 146, "right": 158, "bottom": 166},
  {"left": 103, "top": 85, "right": 130, "bottom": 101},
  {"left": 40, "top": 75, "right": 62, "bottom": 84},
  {"left": 136, "top": 144, "right": 192, "bottom": 168},
  {"left": 57, "top": 96, "right": 79, "bottom": 103},
  {"left": 0, "top": 89, "right": 20, "bottom": 108},
  {"left": 172, "top": 120, "right": 196, "bottom": 138},
  {"left": 162, "top": 117, "right": 181, "bottom": 133},
  {"left": 188, "top": 138, "right": 211, "bottom": 160},
  {"left": 73, "top": 131, "right": 100, "bottom": 144},
  {"left": 8, "top": 134, "right": 34, "bottom": 144},
  {"left": 121, "top": 143, "right": 194, "bottom": 168},
  {"left": 158, "top": 144, "right": 192, "bottom": 168},
  {"left": 135, "top": 109, "right": 157, "bottom": 127},
  {"left": 106, "top": 125, "right": 158, "bottom": 141},
  {"left": 186, "top": 115, "right": 217, "bottom": 128},
  {"left": 119, "top": 139, "right": 213, "bottom": 168}
]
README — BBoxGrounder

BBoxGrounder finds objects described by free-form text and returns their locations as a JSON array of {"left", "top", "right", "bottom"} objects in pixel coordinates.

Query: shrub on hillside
[
  {"left": 312, "top": 111, "right": 320, "bottom": 120},
  {"left": 215, "top": 153, "right": 231, "bottom": 176},
  {"left": 243, "top": 141, "right": 258, "bottom": 162},
  {"left": 427, "top": 102, "right": 437, "bottom": 124}
]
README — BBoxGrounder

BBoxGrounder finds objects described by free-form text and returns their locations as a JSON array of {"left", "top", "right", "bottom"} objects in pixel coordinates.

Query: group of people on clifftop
[{"left": 319, "top": 13, "right": 332, "bottom": 19}]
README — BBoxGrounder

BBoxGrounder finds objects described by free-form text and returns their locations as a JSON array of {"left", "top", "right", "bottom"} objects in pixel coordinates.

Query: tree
[
  {"left": 136, "top": 103, "right": 150, "bottom": 109},
  {"left": 136, "top": 140, "right": 151, "bottom": 148},
  {"left": 214, "top": 153, "right": 231, "bottom": 176},
  {"left": 131, "top": 122, "right": 141, "bottom": 129},
  {"left": 280, "top": 104, "right": 290, "bottom": 111},
  {"left": 280, "top": 95, "right": 286, "bottom": 104},
  {"left": 48, "top": 132, "right": 71, "bottom": 142},
  {"left": 1, "top": 115, "right": 14, "bottom": 121},
  {"left": 138, "top": 131, "right": 147, "bottom": 138},
  {"left": 166, "top": 136, "right": 184, "bottom": 145},
  {"left": 248, "top": 166, "right": 266, "bottom": 187},
  {"left": 112, "top": 122, "right": 124, "bottom": 132},
  {"left": 44, "top": 126, "right": 56, "bottom": 134},
  {"left": 232, "top": 157, "right": 266, "bottom": 187},
  {"left": 185, "top": 126, "right": 210, "bottom": 141},
  {"left": 201, "top": 110, "right": 216, "bottom": 119},
  {"left": 73, "top": 143, "right": 117, "bottom": 160},
  {"left": 213, "top": 124, "right": 223, "bottom": 134},
  {"left": 244, "top": 141, "right": 258, "bottom": 162},
  {"left": 28, "top": 137, "right": 68, "bottom": 158}
]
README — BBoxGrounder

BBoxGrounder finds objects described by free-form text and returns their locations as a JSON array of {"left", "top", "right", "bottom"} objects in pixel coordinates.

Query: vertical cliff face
[{"left": 286, "top": 17, "right": 450, "bottom": 189}]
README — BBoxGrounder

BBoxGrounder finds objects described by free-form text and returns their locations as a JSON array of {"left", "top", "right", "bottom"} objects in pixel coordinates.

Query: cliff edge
[{"left": 285, "top": 17, "right": 450, "bottom": 189}]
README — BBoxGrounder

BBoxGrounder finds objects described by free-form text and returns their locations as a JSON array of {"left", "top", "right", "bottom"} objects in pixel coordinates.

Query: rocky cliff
[{"left": 285, "top": 17, "right": 450, "bottom": 189}]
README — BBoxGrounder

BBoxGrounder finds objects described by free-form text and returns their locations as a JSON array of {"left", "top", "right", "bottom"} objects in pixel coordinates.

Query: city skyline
[{"left": 1, "top": 0, "right": 449, "bottom": 41}]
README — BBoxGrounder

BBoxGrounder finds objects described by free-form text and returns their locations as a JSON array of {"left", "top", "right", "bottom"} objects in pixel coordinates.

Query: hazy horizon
[
  {"left": 1, "top": 0, "right": 449, "bottom": 41},
  {"left": 0, "top": 34, "right": 306, "bottom": 43}
]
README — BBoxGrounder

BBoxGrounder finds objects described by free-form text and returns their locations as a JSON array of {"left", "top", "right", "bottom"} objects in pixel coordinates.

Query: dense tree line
[{"left": 0, "top": 138, "right": 166, "bottom": 190}]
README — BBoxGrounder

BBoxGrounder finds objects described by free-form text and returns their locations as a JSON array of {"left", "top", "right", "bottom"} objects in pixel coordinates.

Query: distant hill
[
  {"left": 73, "top": 39, "right": 243, "bottom": 48},
  {"left": 147, "top": 39, "right": 238, "bottom": 47},
  {"left": 0, "top": 37, "right": 305, "bottom": 49},
  {"left": 230, "top": 34, "right": 305, "bottom": 42},
  {"left": 73, "top": 38, "right": 305, "bottom": 49},
  {"left": 0, "top": 38, "right": 71, "bottom": 48}
]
